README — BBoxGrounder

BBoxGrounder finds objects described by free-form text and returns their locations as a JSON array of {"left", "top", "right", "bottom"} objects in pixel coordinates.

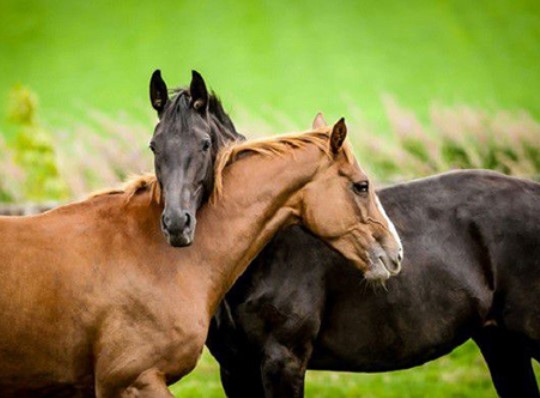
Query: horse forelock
[{"left": 169, "top": 88, "right": 239, "bottom": 131}]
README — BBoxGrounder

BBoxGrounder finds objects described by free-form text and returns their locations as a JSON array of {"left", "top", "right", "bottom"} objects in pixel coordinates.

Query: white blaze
[{"left": 375, "top": 196, "right": 403, "bottom": 255}]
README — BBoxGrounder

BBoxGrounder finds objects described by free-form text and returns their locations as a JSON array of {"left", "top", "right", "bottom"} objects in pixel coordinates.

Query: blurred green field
[
  {"left": 170, "top": 342, "right": 539, "bottom": 397},
  {"left": 1, "top": 0, "right": 540, "bottom": 133}
]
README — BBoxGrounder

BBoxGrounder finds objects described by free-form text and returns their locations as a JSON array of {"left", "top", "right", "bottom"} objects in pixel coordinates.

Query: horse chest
[{"left": 105, "top": 293, "right": 209, "bottom": 379}]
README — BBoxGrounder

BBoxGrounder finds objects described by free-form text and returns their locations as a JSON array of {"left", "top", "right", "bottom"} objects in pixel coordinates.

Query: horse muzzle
[
  {"left": 364, "top": 245, "right": 402, "bottom": 281},
  {"left": 161, "top": 210, "right": 196, "bottom": 247}
]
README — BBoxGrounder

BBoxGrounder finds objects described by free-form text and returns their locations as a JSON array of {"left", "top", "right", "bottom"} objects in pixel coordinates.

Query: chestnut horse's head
[
  {"left": 149, "top": 69, "right": 241, "bottom": 247},
  {"left": 301, "top": 115, "right": 403, "bottom": 281}
]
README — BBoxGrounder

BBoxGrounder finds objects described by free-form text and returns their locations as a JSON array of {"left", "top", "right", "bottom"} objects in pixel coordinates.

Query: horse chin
[
  {"left": 344, "top": 248, "right": 391, "bottom": 282},
  {"left": 162, "top": 229, "right": 193, "bottom": 248},
  {"left": 169, "top": 238, "right": 193, "bottom": 247},
  {"left": 168, "top": 236, "right": 193, "bottom": 248},
  {"left": 363, "top": 258, "right": 391, "bottom": 282}
]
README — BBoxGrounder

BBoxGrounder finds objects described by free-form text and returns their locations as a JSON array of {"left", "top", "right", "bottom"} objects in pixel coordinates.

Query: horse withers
[{"left": 0, "top": 120, "right": 402, "bottom": 397}]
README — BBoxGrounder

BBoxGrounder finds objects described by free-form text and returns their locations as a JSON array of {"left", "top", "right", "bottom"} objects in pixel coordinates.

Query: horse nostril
[
  {"left": 379, "top": 255, "right": 401, "bottom": 275},
  {"left": 184, "top": 212, "right": 191, "bottom": 228},
  {"left": 391, "top": 255, "right": 402, "bottom": 275},
  {"left": 161, "top": 214, "right": 170, "bottom": 230}
]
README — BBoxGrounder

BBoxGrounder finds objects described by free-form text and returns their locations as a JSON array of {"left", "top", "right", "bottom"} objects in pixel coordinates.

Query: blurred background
[{"left": 1, "top": 0, "right": 539, "bottom": 396}]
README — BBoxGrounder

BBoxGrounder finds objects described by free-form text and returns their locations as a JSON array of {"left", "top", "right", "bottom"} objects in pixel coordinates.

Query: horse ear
[
  {"left": 190, "top": 70, "right": 208, "bottom": 112},
  {"left": 312, "top": 112, "right": 328, "bottom": 129},
  {"left": 150, "top": 70, "right": 169, "bottom": 115},
  {"left": 330, "top": 117, "right": 347, "bottom": 154}
]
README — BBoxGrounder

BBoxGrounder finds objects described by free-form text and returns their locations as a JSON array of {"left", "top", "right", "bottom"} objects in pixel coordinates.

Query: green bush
[{"left": 4, "top": 86, "right": 69, "bottom": 201}]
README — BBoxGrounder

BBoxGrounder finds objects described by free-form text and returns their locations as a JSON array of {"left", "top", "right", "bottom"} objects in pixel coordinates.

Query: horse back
[{"left": 381, "top": 170, "right": 540, "bottom": 342}]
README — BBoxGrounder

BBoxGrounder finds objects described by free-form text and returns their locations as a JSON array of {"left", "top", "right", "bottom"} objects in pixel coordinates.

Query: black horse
[{"left": 206, "top": 168, "right": 540, "bottom": 397}]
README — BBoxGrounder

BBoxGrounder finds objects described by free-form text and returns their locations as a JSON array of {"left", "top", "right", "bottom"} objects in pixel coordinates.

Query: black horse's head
[
  {"left": 149, "top": 70, "right": 214, "bottom": 247},
  {"left": 149, "top": 69, "right": 243, "bottom": 247}
]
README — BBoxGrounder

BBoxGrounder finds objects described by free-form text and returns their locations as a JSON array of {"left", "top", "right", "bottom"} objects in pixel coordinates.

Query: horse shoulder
[{"left": 94, "top": 287, "right": 209, "bottom": 391}]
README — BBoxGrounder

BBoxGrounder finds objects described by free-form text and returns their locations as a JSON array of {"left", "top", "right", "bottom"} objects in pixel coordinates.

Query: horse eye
[
  {"left": 202, "top": 139, "right": 211, "bottom": 152},
  {"left": 353, "top": 181, "right": 369, "bottom": 194},
  {"left": 149, "top": 142, "right": 156, "bottom": 153}
]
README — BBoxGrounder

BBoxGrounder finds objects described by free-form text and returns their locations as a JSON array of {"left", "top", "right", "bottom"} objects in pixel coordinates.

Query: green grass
[
  {"left": 170, "top": 342, "right": 539, "bottom": 397},
  {"left": 1, "top": 0, "right": 540, "bottom": 134}
]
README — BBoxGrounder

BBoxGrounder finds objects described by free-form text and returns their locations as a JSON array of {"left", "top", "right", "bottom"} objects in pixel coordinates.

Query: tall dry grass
[
  {"left": 351, "top": 97, "right": 540, "bottom": 181},
  {"left": 54, "top": 110, "right": 153, "bottom": 199},
  {"left": 0, "top": 96, "right": 538, "bottom": 203}
]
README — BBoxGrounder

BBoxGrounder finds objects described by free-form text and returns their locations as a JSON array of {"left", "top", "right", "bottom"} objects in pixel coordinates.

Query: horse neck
[{"left": 190, "top": 143, "right": 326, "bottom": 316}]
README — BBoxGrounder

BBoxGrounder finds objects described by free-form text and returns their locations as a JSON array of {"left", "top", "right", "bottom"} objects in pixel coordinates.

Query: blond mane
[
  {"left": 88, "top": 129, "right": 355, "bottom": 205},
  {"left": 212, "top": 130, "right": 334, "bottom": 200},
  {"left": 88, "top": 173, "right": 161, "bottom": 204}
]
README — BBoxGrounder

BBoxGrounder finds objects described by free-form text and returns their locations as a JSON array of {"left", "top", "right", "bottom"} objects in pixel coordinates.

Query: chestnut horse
[{"left": 0, "top": 120, "right": 402, "bottom": 397}]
